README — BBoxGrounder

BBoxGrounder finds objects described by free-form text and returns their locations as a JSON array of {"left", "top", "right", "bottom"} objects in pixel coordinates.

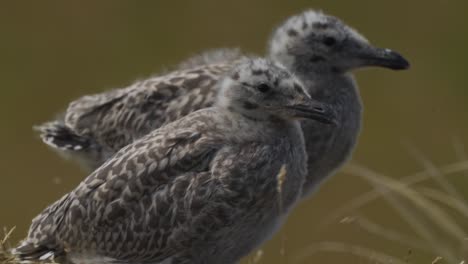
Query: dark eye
[
  {"left": 323, "top": 36, "right": 336, "bottom": 46},
  {"left": 256, "top": 83, "right": 271, "bottom": 93}
]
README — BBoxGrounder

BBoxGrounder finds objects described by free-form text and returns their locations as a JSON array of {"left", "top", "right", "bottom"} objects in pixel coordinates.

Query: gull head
[
  {"left": 268, "top": 10, "right": 410, "bottom": 74},
  {"left": 217, "top": 58, "right": 336, "bottom": 124}
]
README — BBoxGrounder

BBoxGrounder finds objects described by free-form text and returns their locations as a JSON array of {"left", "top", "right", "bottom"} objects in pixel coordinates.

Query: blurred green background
[{"left": 1, "top": 1, "right": 467, "bottom": 263}]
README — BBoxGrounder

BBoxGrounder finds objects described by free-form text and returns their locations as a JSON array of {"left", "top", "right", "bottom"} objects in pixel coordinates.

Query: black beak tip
[
  {"left": 392, "top": 56, "right": 410, "bottom": 70},
  {"left": 309, "top": 106, "right": 338, "bottom": 125},
  {"left": 387, "top": 50, "right": 411, "bottom": 70},
  {"left": 315, "top": 108, "right": 338, "bottom": 125}
]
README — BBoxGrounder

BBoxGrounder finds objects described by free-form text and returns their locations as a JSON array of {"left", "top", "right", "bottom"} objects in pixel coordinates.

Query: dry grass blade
[
  {"left": 249, "top": 250, "right": 264, "bottom": 264},
  {"left": 417, "top": 187, "right": 468, "bottom": 222},
  {"left": 350, "top": 214, "right": 431, "bottom": 252},
  {"left": 1, "top": 227, "right": 15, "bottom": 247},
  {"left": 417, "top": 186, "right": 468, "bottom": 257},
  {"left": 276, "top": 164, "right": 287, "bottom": 263},
  {"left": 292, "top": 241, "right": 408, "bottom": 264},
  {"left": 276, "top": 164, "right": 287, "bottom": 212},
  {"left": 1, "top": 227, "right": 17, "bottom": 264},
  {"left": 346, "top": 164, "right": 467, "bottom": 241},
  {"left": 0, "top": 227, "right": 59, "bottom": 264},
  {"left": 344, "top": 164, "right": 462, "bottom": 263},
  {"left": 319, "top": 161, "right": 468, "bottom": 231},
  {"left": 404, "top": 142, "right": 465, "bottom": 203}
]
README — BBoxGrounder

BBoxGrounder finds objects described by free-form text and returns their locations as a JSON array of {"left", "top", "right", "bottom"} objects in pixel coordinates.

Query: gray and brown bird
[
  {"left": 36, "top": 10, "right": 409, "bottom": 198},
  {"left": 14, "top": 58, "right": 335, "bottom": 264}
]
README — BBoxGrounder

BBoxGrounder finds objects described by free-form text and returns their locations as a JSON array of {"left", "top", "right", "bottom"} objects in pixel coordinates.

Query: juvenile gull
[
  {"left": 36, "top": 10, "right": 409, "bottom": 197},
  {"left": 15, "top": 58, "right": 336, "bottom": 264}
]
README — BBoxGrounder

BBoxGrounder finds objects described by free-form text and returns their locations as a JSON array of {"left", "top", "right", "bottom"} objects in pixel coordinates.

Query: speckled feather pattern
[
  {"left": 39, "top": 61, "right": 237, "bottom": 169},
  {"left": 35, "top": 10, "right": 366, "bottom": 201},
  {"left": 18, "top": 59, "right": 310, "bottom": 264}
]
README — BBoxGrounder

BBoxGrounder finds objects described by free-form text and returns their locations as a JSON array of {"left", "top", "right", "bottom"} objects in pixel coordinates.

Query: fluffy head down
[
  {"left": 268, "top": 10, "right": 370, "bottom": 73},
  {"left": 216, "top": 58, "right": 313, "bottom": 121}
]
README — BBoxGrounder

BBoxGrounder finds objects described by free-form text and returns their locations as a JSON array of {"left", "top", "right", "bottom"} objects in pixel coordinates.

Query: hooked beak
[
  {"left": 286, "top": 100, "right": 337, "bottom": 125},
  {"left": 358, "top": 47, "right": 410, "bottom": 70}
]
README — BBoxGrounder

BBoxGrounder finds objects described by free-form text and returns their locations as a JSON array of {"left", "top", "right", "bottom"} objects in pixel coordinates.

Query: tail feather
[
  {"left": 34, "top": 121, "right": 104, "bottom": 171},
  {"left": 34, "top": 121, "right": 90, "bottom": 151},
  {"left": 13, "top": 193, "right": 71, "bottom": 263},
  {"left": 12, "top": 241, "right": 58, "bottom": 262}
]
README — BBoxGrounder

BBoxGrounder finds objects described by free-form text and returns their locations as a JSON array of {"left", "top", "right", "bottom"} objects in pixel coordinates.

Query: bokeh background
[{"left": 1, "top": 1, "right": 467, "bottom": 263}]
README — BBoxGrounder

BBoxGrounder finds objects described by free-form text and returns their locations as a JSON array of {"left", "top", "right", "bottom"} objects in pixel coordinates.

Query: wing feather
[
  {"left": 63, "top": 64, "right": 230, "bottom": 153},
  {"left": 21, "top": 110, "right": 227, "bottom": 262}
]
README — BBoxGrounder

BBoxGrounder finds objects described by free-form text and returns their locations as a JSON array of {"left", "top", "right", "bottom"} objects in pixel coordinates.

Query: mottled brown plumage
[
  {"left": 36, "top": 10, "right": 409, "bottom": 200},
  {"left": 38, "top": 61, "right": 237, "bottom": 169},
  {"left": 16, "top": 58, "right": 335, "bottom": 264}
]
